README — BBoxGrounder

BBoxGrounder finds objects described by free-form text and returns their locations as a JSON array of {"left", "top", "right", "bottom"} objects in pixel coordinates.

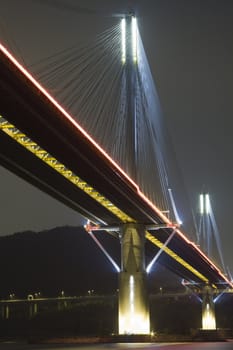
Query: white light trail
[
  {"left": 227, "top": 267, "right": 233, "bottom": 281},
  {"left": 200, "top": 193, "right": 210, "bottom": 215},
  {"left": 200, "top": 194, "right": 204, "bottom": 214},
  {"left": 146, "top": 230, "right": 176, "bottom": 273},
  {"left": 85, "top": 224, "right": 120, "bottom": 272},
  {"left": 168, "top": 188, "right": 182, "bottom": 225},
  {"left": 132, "top": 17, "right": 137, "bottom": 63},
  {"left": 205, "top": 193, "right": 210, "bottom": 214},
  {"left": 213, "top": 292, "right": 224, "bottom": 304},
  {"left": 121, "top": 18, "right": 126, "bottom": 63},
  {"left": 130, "top": 275, "right": 134, "bottom": 314}
]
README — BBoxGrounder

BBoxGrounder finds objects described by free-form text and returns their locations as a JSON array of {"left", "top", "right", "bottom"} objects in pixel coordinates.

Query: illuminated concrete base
[
  {"left": 118, "top": 223, "right": 149, "bottom": 334},
  {"left": 202, "top": 285, "right": 216, "bottom": 330}
]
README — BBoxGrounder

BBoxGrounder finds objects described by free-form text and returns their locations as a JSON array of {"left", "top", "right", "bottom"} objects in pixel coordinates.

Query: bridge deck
[{"left": 0, "top": 42, "right": 231, "bottom": 289}]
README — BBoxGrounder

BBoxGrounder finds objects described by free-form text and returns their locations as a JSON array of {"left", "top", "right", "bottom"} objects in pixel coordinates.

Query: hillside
[{"left": 0, "top": 226, "right": 121, "bottom": 298}]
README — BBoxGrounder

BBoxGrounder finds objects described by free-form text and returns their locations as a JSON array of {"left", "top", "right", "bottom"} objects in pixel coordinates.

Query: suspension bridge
[{"left": 0, "top": 13, "right": 232, "bottom": 334}]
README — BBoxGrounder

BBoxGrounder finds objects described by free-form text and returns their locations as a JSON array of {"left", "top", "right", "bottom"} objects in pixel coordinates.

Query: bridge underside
[
  {"left": 147, "top": 229, "right": 227, "bottom": 288},
  {"left": 0, "top": 129, "right": 120, "bottom": 225},
  {"left": 0, "top": 48, "right": 167, "bottom": 226}
]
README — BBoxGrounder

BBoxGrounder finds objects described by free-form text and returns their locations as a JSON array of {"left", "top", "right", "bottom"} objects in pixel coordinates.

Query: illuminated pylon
[
  {"left": 118, "top": 14, "right": 149, "bottom": 334},
  {"left": 121, "top": 13, "right": 138, "bottom": 180},
  {"left": 198, "top": 193, "right": 226, "bottom": 276},
  {"left": 199, "top": 193, "right": 210, "bottom": 215},
  {"left": 198, "top": 193, "right": 211, "bottom": 256},
  {"left": 202, "top": 285, "right": 216, "bottom": 330}
]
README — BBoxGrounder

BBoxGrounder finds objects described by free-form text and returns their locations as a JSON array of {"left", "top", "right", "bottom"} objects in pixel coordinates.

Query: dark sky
[{"left": 0, "top": 0, "right": 233, "bottom": 274}]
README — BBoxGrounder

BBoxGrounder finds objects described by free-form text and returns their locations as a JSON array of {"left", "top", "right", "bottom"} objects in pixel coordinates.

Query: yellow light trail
[{"left": 0, "top": 115, "right": 132, "bottom": 223}]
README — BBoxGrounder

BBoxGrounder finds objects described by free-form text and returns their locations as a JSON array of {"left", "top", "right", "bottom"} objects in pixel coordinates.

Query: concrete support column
[
  {"left": 118, "top": 223, "right": 149, "bottom": 334},
  {"left": 33, "top": 302, "right": 38, "bottom": 315},
  {"left": 202, "top": 285, "right": 216, "bottom": 330},
  {"left": 1, "top": 305, "right": 10, "bottom": 320},
  {"left": 29, "top": 302, "right": 38, "bottom": 319},
  {"left": 5, "top": 305, "right": 9, "bottom": 319},
  {"left": 58, "top": 299, "right": 67, "bottom": 311}
]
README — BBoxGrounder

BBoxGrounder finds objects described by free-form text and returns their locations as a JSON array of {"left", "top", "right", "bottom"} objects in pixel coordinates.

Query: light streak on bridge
[{"left": 0, "top": 115, "right": 132, "bottom": 224}]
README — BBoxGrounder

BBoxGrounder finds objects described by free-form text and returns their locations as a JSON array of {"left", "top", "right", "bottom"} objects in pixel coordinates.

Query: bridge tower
[
  {"left": 119, "top": 223, "right": 149, "bottom": 334},
  {"left": 118, "top": 14, "right": 150, "bottom": 334},
  {"left": 198, "top": 193, "right": 219, "bottom": 330},
  {"left": 198, "top": 193, "right": 211, "bottom": 255},
  {"left": 122, "top": 13, "right": 138, "bottom": 180}
]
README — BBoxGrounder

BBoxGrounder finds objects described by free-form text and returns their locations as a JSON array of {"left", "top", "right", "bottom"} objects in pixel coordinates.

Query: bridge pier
[
  {"left": 29, "top": 302, "right": 38, "bottom": 319},
  {"left": 202, "top": 285, "right": 216, "bottom": 330},
  {"left": 118, "top": 223, "right": 149, "bottom": 334},
  {"left": 1, "top": 304, "right": 9, "bottom": 320}
]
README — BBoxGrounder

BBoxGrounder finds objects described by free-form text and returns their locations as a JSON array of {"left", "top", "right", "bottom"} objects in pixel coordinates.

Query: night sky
[{"left": 0, "top": 0, "right": 233, "bottom": 274}]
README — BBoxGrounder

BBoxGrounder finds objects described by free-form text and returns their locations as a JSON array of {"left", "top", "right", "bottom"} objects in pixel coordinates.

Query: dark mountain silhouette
[{"left": 0, "top": 226, "right": 120, "bottom": 298}]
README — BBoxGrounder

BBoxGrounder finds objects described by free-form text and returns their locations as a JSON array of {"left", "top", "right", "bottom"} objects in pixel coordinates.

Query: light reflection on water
[{"left": 0, "top": 341, "right": 233, "bottom": 350}]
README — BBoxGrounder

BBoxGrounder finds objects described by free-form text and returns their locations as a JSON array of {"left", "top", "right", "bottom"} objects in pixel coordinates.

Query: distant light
[
  {"left": 121, "top": 18, "right": 126, "bottom": 63},
  {"left": 205, "top": 194, "right": 210, "bottom": 214},
  {"left": 84, "top": 219, "right": 91, "bottom": 232},
  {"left": 132, "top": 16, "right": 137, "bottom": 63},
  {"left": 200, "top": 193, "right": 211, "bottom": 215},
  {"left": 121, "top": 16, "right": 137, "bottom": 64}
]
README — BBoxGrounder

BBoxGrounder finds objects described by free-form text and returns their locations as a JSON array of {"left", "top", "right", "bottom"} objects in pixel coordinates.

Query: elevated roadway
[{"left": 0, "top": 42, "right": 231, "bottom": 289}]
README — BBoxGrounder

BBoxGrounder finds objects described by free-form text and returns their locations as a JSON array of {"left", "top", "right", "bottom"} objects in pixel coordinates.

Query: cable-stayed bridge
[{"left": 0, "top": 14, "right": 232, "bottom": 334}]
